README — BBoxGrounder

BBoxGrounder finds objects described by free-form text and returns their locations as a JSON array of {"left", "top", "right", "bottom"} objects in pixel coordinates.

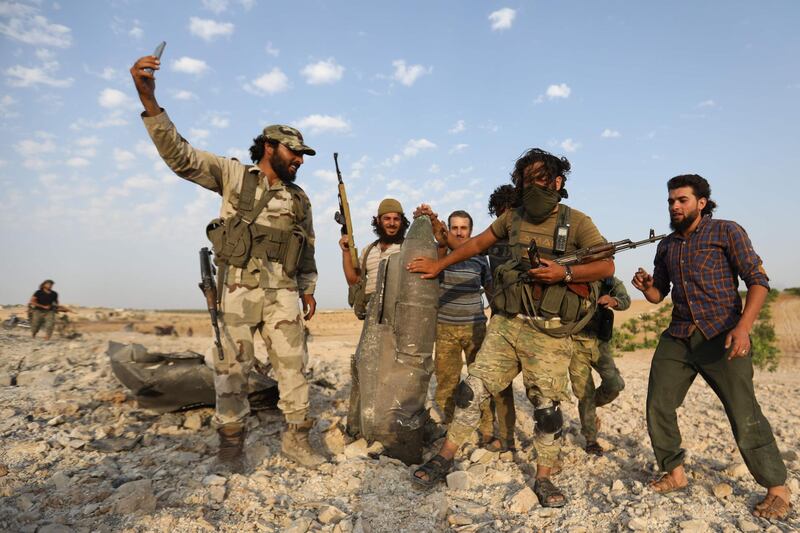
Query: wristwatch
[{"left": 563, "top": 265, "right": 573, "bottom": 283}]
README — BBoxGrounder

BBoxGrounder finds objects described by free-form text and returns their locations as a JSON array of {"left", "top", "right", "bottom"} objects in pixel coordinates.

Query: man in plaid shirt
[{"left": 633, "top": 174, "right": 791, "bottom": 519}]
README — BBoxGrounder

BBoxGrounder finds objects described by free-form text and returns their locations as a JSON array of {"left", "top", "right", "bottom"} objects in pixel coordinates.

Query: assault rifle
[
  {"left": 333, "top": 153, "right": 358, "bottom": 267},
  {"left": 552, "top": 229, "right": 665, "bottom": 266},
  {"left": 198, "top": 247, "right": 225, "bottom": 362}
]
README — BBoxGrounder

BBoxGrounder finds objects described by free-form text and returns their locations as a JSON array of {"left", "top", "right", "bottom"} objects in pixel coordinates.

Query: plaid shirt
[{"left": 653, "top": 216, "right": 769, "bottom": 339}]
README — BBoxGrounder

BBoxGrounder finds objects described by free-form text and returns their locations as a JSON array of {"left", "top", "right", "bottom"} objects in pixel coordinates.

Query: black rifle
[
  {"left": 552, "top": 229, "right": 665, "bottom": 266},
  {"left": 198, "top": 247, "right": 224, "bottom": 362}
]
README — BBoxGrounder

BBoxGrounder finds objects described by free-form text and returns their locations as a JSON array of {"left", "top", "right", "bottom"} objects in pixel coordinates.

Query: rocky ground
[{"left": 0, "top": 308, "right": 799, "bottom": 533}]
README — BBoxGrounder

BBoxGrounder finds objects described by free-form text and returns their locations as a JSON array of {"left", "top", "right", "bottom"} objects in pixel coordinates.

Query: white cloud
[
  {"left": 129, "top": 23, "right": 143, "bottom": 39},
  {"left": 209, "top": 115, "right": 229, "bottom": 128},
  {"left": 350, "top": 155, "right": 368, "bottom": 179},
  {"left": 0, "top": 94, "right": 17, "bottom": 117},
  {"left": 226, "top": 148, "right": 248, "bottom": 162},
  {"left": 5, "top": 63, "right": 73, "bottom": 88},
  {"left": 202, "top": 0, "right": 229, "bottom": 13},
  {"left": 114, "top": 148, "right": 136, "bottom": 167},
  {"left": 313, "top": 169, "right": 337, "bottom": 183},
  {"left": 172, "top": 89, "right": 197, "bottom": 101},
  {"left": 98, "top": 88, "right": 135, "bottom": 109},
  {"left": 0, "top": 5, "right": 73, "bottom": 48},
  {"left": 448, "top": 120, "right": 465, "bottom": 134},
  {"left": 449, "top": 143, "right": 469, "bottom": 154},
  {"left": 429, "top": 164, "right": 440, "bottom": 173},
  {"left": 14, "top": 134, "right": 56, "bottom": 158},
  {"left": 70, "top": 112, "right": 128, "bottom": 130},
  {"left": 392, "top": 60, "right": 432, "bottom": 87},
  {"left": 189, "top": 128, "right": 210, "bottom": 141},
  {"left": 135, "top": 140, "right": 160, "bottom": 159},
  {"left": 35, "top": 48, "right": 55, "bottom": 61},
  {"left": 301, "top": 58, "right": 345, "bottom": 85},
  {"left": 76, "top": 136, "right": 100, "bottom": 147},
  {"left": 489, "top": 8, "right": 516, "bottom": 31},
  {"left": 189, "top": 17, "right": 234, "bottom": 41},
  {"left": 65, "top": 157, "right": 90, "bottom": 168},
  {"left": 244, "top": 68, "right": 289, "bottom": 95},
  {"left": 172, "top": 56, "right": 209, "bottom": 76},
  {"left": 697, "top": 99, "right": 716, "bottom": 108},
  {"left": 124, "top": 174, "right": 160, "bottom": 190},
  {"left": 403, "top": 138, "right": 436, "bottom": 157},
  {"left": 294, "top": 114, "right": 351, "bottom": 134},
  {"left": 601, "top": 128, "right": 621, "bottom": 138},
  {"left": 546, "top": 83, "right": 571, "bottom": 99},
  {"left": 265, "top": 41, "right": 279, "bottom": 57},
  {"left": 99, "top": 67, "right": 116, "bottom": 80},
  {"left": 560, "top": 138, "right": 580, "bottom": 152}
]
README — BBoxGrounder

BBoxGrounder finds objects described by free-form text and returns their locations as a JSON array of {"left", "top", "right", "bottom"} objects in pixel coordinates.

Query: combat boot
[
  {"left": 214, "top": 422, "right": 247, "bottom": 474},
  {"left": 281, "top": 420, "right": 326, "bottom": 468}
]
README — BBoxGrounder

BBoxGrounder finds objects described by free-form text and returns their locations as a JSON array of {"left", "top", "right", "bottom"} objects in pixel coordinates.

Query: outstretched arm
[
  {"left": 407, "top": 226, "right": 497, "bottom": 279},
  {"left": 130, "top": 55, "right": 162, "bottom": 117}
]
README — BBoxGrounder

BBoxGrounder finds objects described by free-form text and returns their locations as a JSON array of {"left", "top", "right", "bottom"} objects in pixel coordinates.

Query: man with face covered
[
  {"left": 131, "top": 53, "right": 324, "bottom": 472},
  {"left": 633, "top": 174, "right": 790, "bottom": 519},
  {"left": 407, "top": 148, "right": 613, "bottom": 507}
]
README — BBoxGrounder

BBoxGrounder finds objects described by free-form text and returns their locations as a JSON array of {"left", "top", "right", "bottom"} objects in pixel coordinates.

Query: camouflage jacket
[{"left": 142, "top": 110, "right": 317, "bottom": 294}]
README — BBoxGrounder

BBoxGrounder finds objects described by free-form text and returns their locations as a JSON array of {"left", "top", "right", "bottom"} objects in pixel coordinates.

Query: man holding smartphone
[{"left": 130, "top": 51, "right": 326, "bottom": 472}]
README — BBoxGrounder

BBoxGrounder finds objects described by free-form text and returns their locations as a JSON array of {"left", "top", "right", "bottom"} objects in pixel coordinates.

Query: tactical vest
[
  {"left": 348, "top": 239, "right": 380, "bottom": 320},
  {"left": 491, "top": 205, "right": 598, "bottom": 338},
  {"left": 206, "top": 166, "right": 308, "bottom": 277}
]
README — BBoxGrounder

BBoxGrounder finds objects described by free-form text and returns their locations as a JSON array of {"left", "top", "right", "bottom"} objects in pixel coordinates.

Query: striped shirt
[
  {"left": 438, "top": 256, "right": 492, "bottom": 325},
  {"left": 652, "top": 216, "right": 769, "bottom": 339},
  {"left": 361, "top": 242, "right": 402, "bottom": 296}
]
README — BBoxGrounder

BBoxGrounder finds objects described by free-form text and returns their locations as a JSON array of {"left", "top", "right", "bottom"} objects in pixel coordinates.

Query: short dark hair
[
  {"left": 448, "top": 210, "right": 473, "bottom": 231},
  {"left": 488, "top": 184, "right": 518, "bottom": 217},
  {"left": 511, "top": 148, "right": 571, "bottom": 200},
  {"left": 248, "top": 135, "right": 278, "bottom": 163},
  {"left": 667, "top": 174, "right": 717, "bottom": 216}
]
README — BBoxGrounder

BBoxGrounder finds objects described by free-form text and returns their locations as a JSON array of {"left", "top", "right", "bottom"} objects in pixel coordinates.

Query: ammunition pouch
[
  {"left": 492, "top": 259, "right": 598, "bottom": 338},
  {"left": 206, "top": 216, "right": 251, "bottom": 268},
  {"left": 595, "top": 306, "right": 614, "bottom": 342}
]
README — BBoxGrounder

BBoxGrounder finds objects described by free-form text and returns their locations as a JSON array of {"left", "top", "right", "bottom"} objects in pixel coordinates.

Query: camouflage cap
[
  {"left": 377, "top": 198, "right": 404, "bottom": 216},
  {"left": 262, "top": 125, "right": 316, "bottom": 156}
]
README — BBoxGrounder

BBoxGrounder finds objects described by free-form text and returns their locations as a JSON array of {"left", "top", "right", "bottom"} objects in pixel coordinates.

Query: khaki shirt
[
  {"left": 490, "top": 205, "right": 605, "bottom": 259},
  {"left": 142, "top": 110, "right": 317, "bottom": 294}
]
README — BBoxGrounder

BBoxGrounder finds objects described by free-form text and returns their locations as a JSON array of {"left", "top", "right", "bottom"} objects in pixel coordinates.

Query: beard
[
  {"left": 374, "top": 222, "right": 405, "bottom": 244},
  {"left": 270, "top": 151, "right": 297, "bottom": 183},
  {"left": 669, "top": 208, "right": 700, "bottom": 233}
]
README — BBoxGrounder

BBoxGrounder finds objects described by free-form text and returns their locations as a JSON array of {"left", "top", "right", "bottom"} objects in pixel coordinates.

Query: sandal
[
  {"left": 411, "top": 454, "right": 454, "bottom": 489},
  {"left": 480, "top": 434, "right": 516, "bottom": 453},
  {"left": 584, "top": 441, "right": 604, "bottom": 457},
  {"left": 649, "top": 474, "right": 688, "bottom": 495},
  {"left": 533, "top": 477, "right": 567, "bottom": 508},
  {"left": 753, "top": 492, "right": 793, "bottom": 520}
]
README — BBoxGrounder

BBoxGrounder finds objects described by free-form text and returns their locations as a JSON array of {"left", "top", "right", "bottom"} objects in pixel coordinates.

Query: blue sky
[{"left": 1, "top": 0, "right": 799, "bottom": 309}]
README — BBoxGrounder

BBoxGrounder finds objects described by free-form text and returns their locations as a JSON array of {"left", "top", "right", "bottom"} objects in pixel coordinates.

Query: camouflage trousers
[
  {"left": 569, "top": 334, "right": 625, "bottom": 442},
  {"left": 448, "top": 314, "right": 573, "bottom": 467},
  {"left": 213, "top": 285, "right": 309, "bottom": 426},
  {"left": 31, "top": 308, "right": 55, "bottom": 338},
  {"left": 435, "top": 322, "right": 515, "bottom": 443}
]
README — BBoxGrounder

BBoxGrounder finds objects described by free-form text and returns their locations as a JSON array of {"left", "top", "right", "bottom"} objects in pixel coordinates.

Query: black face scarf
[{"left": 522, "top": 184, "right": 561, "bottom": 223}]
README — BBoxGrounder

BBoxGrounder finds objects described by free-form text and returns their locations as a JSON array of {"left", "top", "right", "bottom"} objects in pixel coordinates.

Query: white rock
[
  {"left": 0, "top": 374, "right": 12, "bottom": 387},
  {"left": 318, "top": 504, "right": 347, "bottom": 524},
  {"left": 611, "top": 479, "right": 625, "bottom": 492},
  {"left": 447, "top": 514, "right": 473, "bottom": 526},
  {"left": 344, "top": 439, "right": 369, "bottom": 459},
  {"left": 470, "top": 448, "right": 488, "bottom": 463},
  {"left": 679, "top": 519, "right": 709, "bottom": 533},
  {"left": 47, "top": 415, "right": 66, "bottom": 426},
  {"left": 508, "top": 486, "right": 538, "bottom": 514},
  {"left": 208, "top": 485, "right": 225, "bottom": 502},
  {"left": 202, "top": 475, "right": 226, "bottom": 486},
  {"left": 737, "top": 519, "right": 761, "bottom": 533},
  {"left": 110, "top": 479, "right": 157, "bottom": 514},
  {"left": 284, "top": 517, "right": 312, "bottom": 533},
  {"left": 628, "top": 517, "right": 648, "bottom": 531},
  {"left": 183, "top": 413, "right": 203, "bottom": 431},
  {"left": 16, "top": 370, "right": 57, "bottom": 388},
  {"left": 446, "top": 471, "right": 470, "bottom": 491},
  {"left": 726, "top": 463, "right": 749, "bottom": 478},
  {"left": 51, "top": 471, "right": 70, "bottom": 491},
  {"left": 712, "top": 482, "right": 732, "bottom": 499}
]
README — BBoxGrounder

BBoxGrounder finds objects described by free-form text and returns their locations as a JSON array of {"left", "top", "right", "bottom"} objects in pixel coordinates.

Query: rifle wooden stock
[{"left": 334, "top": 153, "right": 358, "bottom": 267}]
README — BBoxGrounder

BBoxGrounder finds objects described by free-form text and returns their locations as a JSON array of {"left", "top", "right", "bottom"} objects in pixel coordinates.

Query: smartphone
[{"left": 144, "top": 41, "right": 166, "bottom": 74}]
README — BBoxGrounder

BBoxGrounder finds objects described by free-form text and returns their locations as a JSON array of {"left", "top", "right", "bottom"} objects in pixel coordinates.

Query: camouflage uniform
[
  {"left": 143, "top": 111, "right": 316, "bottom": 426},
  {"left": 30, "top": 308, "right": 56, "bottom": 338},
  {"left": 569, "top": 277, "right": 630, "bottom": 442},
  {"left": 446, "top": 205, "right": 606, "bottom": 468}
]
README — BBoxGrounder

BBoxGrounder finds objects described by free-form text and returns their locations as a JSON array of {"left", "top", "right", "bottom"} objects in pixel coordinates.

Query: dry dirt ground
[{"left": 0, "top": 300, "right": 798, "bottom": 533}]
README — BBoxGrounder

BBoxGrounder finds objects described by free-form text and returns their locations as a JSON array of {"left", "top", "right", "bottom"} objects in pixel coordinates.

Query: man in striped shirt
[
  {"left": 633, "top": 174, "right": 790, "bottom": 519},
  {"left": 433, "top": 210, "right": 515, "bottom": 452}
]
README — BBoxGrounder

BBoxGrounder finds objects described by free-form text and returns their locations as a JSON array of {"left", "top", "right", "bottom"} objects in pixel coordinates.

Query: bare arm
[
  {"left": 407, "top": 227, "right": 497, "bottom": 279},
  {"left": 340, "top": 236, "right": 361, "bottom": 285},
  {"left": 632, "top": 267, "right": 664, "bottom": 304},
  {"left": 130, "top": 55, "right": 162, "bottom": 117}
]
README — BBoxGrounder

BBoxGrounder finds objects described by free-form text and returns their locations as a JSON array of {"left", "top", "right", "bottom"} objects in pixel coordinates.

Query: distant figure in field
[{"left": 29, "top": 279, "right": 59, "bottom": 340}]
